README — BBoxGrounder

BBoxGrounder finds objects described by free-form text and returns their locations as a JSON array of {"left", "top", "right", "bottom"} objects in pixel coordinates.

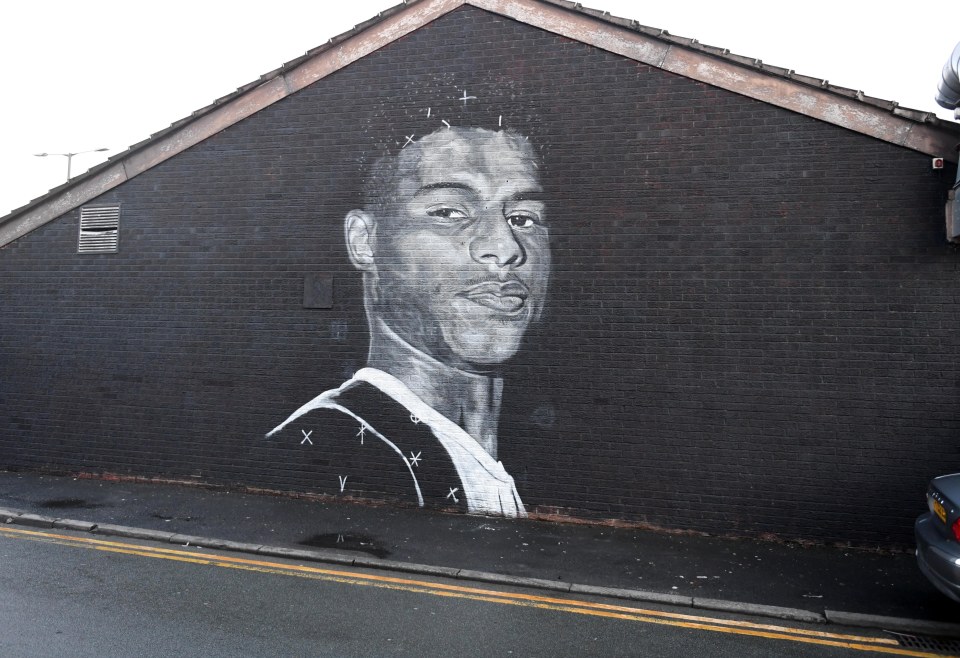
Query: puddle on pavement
[
  {"left": 150, "top": 513, "right": 194, "bottom": 522},
  {"left": 38, "top": 498, "right": 102, "bottom": 509},
  {"left": 299, "top": 533, "right": 390, "bottom": 558}
]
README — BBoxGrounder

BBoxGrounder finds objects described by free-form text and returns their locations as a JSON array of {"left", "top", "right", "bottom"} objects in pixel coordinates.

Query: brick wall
[{"left": 1, "top": 6, "right": 957, "bottom": 545}]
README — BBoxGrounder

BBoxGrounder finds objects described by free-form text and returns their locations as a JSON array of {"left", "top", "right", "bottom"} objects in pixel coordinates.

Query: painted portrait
[{"left": 266, "top": 86, "right": 550, "bottom": 517}]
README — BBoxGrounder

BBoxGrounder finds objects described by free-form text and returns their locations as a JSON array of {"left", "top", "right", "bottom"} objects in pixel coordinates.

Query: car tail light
[{"left": 953, "top": 519, "right": 960, "bottom": 542}]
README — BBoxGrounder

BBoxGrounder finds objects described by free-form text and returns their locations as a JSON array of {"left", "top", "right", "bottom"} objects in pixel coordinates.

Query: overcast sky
[{"left": 2, "top": 0, "right": 956, "bottom": 217}]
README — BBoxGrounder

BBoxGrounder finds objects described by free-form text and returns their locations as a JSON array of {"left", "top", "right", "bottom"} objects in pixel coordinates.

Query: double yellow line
[{"left": 0, "top": 526, "right": 944, "bottom": 657}]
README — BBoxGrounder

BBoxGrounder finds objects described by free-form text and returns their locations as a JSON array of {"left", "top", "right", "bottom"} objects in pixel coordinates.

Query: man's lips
[{"left": 459, "top": 281, "right": 529, "bottom": 313}]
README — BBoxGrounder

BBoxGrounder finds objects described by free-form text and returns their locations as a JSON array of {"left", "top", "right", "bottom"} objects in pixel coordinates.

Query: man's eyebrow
[
  {"left": 511, "top": 190, "right": 546, "bottom": 203},
  {"left": 414, "top": 182, "right": 477, "bottom": 196},
  {"left": 414, "top": 183, "right": 546, "bottom": 201}
]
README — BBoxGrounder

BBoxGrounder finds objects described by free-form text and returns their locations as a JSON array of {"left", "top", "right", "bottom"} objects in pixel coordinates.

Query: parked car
[{"left": 916, "top": 473, "right": 960, "bottom": 603}]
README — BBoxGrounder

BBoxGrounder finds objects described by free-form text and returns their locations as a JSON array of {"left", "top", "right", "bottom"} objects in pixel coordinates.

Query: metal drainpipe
[
  {"left": 936, "top": 42, "right": 960, "bottom": 111},
  {"left": 936, "top": 43, "right": 960, "bottom": 184},
  {"left": 936, "top": 41, "right": 960, "bottom": 189},
  {"left": 935, "top": 42, "right": 960, "bottom": 241}
]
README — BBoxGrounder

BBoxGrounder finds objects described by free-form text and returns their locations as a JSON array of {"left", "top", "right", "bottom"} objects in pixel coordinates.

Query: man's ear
[{"left": 345, "top": 210, "right": 377, "bottom": 271}]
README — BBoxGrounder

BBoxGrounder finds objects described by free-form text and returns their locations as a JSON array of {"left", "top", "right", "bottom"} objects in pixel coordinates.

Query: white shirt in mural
[{"left": 268, "top": 367, "right": 525, "bottom": 517}]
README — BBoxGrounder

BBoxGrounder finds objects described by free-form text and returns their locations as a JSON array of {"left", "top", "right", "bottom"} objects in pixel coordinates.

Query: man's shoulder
[
  {"left": 267, "top": 402, "right": 366, "bottom": 444},
  {"left": 264, "top": 402, "right": 423, "bottom": 504},
  {"left": 265, "top": 381, "right": 467, "bottom": 512}
]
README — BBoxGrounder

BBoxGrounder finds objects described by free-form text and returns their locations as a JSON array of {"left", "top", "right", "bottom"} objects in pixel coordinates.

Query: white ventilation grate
[{"left": 78, "top": 205, "right": 120, "bottom": 253}]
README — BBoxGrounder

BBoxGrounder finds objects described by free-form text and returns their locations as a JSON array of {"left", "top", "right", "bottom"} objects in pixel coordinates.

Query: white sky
[{"left": 2, "top": 0, "right": 956, "bottom": 217}]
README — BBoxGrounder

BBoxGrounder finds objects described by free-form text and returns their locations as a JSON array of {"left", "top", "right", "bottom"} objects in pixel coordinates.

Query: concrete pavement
[{"left": 1, "top": 470, "right": 958, "bottom": 637}]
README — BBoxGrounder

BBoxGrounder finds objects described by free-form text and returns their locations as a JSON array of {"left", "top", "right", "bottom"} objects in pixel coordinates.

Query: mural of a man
[{"left": 268, "top": 126, "right": 550, "bottom": 517}]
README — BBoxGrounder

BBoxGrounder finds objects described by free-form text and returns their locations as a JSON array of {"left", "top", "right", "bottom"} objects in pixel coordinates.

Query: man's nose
[{"left": 468, "top": 211, "right": 526, "bottom": 269}]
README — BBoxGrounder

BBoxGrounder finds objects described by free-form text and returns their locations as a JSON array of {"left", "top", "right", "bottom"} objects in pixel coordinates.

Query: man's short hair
[{"left": 361, "top": 127, "right": 541, "bottom": 216}]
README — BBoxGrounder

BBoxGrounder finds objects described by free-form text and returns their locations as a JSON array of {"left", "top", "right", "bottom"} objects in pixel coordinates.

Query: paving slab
[
  {"left": 693, "top": 597, "right": 825, "bottom": 623},
  {"left": 52, "top": 518, "right": 98, "bottom": 532},
  {"left": 256, "top": 545, "right": 355, "bottom": 566},
  {"left": 569, "top": 583, "right": 693, "bottom": 607},
  {"left": 456, "top": 569, "right": 572, "bottom": 592},
  {"left": 92, "top": 523, "right": 178, "bottom": 543}
]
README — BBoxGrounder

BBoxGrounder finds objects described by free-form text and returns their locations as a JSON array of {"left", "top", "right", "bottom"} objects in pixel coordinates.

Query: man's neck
[{"left": 366, "top": 319, "right": 503, "bottom": 458}]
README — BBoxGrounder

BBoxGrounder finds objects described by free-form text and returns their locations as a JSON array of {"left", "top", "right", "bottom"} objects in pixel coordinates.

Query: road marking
[{"left": 0, "top": 527, "right": 939, "bottom": 657}]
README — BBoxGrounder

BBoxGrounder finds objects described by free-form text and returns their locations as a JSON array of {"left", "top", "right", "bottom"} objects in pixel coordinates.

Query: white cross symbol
[
  {"left": 459, "top": 90, "right": 477, "bottom": 106},
  {"left": 402, "top": 134, "right": 415, "bottom": 148},
  {"left": 300, "top": 430, "right": 313, "bottom": 445},
  {"left": 339, "top": 475, "right": 348, "bottom": 493},
  {"left": 447, "top": 487, "right": 459, "bottom": 503},
  {"left": 357, "top": 425, "right": 367, "bottom": 444},
  {"left": 410, "top": 414, "right": 420, "bottom": 425},
  {"left": 409, "top": 451, "right": 421, "bottom": 467}
]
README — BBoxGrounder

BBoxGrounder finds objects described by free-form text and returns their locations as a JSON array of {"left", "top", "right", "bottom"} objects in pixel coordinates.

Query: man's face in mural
[{"left": 348, "top": 128, "right": 551, "bottom": 370}]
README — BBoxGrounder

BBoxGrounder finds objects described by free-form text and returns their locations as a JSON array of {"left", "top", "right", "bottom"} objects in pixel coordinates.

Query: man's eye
[
  {"left": 507, "top": 213, "right": 538, "bottom": 229},
  {"left": 426, "top": 206, "right": 469, "bottom": 221}
]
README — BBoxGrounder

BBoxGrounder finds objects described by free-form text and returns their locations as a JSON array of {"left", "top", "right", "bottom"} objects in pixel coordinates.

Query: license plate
[{"left": 934, "top": 499, "right": 947, "bottom": 524}]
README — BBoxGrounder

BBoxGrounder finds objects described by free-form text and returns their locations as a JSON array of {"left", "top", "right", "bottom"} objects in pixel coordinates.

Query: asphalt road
[{"left": 0, "top": 526, "right": 922, "bottom": 658}]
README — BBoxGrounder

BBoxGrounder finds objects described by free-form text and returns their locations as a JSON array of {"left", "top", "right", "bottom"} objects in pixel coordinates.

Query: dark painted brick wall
[{"left": 2, "top": 7, "right": 958, "bottom": 545}]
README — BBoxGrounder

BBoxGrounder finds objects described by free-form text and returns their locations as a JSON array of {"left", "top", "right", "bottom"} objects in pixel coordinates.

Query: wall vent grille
[{"left": 78, "top": 205, "right": 120, "bottom": 253}]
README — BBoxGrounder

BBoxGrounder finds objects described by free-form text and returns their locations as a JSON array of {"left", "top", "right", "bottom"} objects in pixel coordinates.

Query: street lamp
[{"left": 34, "top": 147, "right": 109, "bottom": 181}]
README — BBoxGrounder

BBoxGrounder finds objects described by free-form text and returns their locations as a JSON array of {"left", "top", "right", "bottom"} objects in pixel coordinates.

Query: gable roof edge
[{"left": 473, "top": 0, "right": 959, "bottom": 159}]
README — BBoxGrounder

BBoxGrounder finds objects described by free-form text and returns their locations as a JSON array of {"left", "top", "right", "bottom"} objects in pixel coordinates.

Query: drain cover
[{"left": 887, "top": 632, "right": 960, "bottom": 656}]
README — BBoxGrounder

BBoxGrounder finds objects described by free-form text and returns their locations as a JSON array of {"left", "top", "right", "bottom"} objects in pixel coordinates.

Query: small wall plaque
[{"left": 303, "top": 274, "right": 333, "bottom": 309}]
